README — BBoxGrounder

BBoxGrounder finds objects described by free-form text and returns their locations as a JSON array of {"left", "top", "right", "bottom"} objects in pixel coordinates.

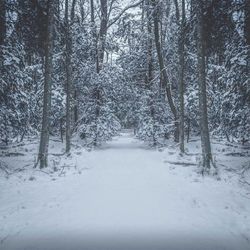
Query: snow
[{"left": 0, "top": 131, "right": 250, "bottom": 250}]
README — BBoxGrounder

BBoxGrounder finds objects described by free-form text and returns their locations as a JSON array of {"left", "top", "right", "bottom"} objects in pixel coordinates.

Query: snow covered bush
[
  {"left": 0, "top": 42, "right": 32, "bottom": 143},
  {"left": 75, "top": 67, "right": 121, "bottom": 146},
  {"left": 220, "top": 44, "right": 250, "bottom": 141},
  {"left": 134, "top": 86, "right": 172, "bottom": 146}
]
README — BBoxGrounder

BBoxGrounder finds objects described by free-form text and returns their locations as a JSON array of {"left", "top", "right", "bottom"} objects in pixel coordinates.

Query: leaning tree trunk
[
  {"left": 65, "top": 0, "right": 72, "bottom": 154},
  {"left": 196, "top": 0, "right": 212, "bottom": 174},
  {"left": 37, "top": 0, "right": 54, "bottom": 168},
  {"left": 151, "top": 0, "right": 179, "bottom": 142}
]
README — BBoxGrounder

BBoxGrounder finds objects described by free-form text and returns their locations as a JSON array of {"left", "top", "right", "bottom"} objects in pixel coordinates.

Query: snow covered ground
[{"left": 0, "top": 131, "right": 250, "bottom": 250}]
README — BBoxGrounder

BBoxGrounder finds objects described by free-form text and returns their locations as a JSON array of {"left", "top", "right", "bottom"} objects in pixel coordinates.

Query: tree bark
[
  {"left": 0, "top": 0, "right": 6, "bottom": 68},
  {"left": 80, "top": 0, "right": 85, "bottom": 23},
  {"left": 196, "top": 0, "right": 212, "bottom": 173},
  {"left": 151, "top": 0, "right": 179, "bottom": 142},
  {"left": 71, "top": 0, "right": 77, "bottom": 21},
  {"left": 98, "top": 0, "right": 108, "bottom": 71},
  {"left": 37, "top": 0, "right": 54, "bottom": 168},
  {"left": 70, "top": 0, "right": 78, "bottom": 126},
  {"left": 90, "top": 0, "right": 99, "bottom": 72},
  {"left": 245, "top": 0, "right": 250, "bottom": 45},
  {"left": 65, "top": 0, "right": 72, "bottom": 153},
  {"left": 74, "top": 90, "right": 78, "bottom": 124},
  {"left": 177, "top": 0, "right": 186, "bottom": 153},
  {"left": 146, "top": 0, "right": 153, "bottom": 86}
]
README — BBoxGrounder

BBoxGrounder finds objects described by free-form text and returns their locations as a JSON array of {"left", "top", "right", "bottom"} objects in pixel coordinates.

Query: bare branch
[{"left": 107, "top": 0, "right": 143, "bottom": 28}]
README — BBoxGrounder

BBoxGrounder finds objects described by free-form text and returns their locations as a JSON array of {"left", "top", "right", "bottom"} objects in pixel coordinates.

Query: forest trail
[{"left": 0, "top": 131, "right": 250, "bottom": 250}]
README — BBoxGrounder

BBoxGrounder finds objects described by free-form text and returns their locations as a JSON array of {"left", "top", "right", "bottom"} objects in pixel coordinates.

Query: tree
[
  {"left": 146, "top": 0, "right": 153, "bottom": 87},
  {"left": 37, "top": 0, "right": 54, "bottom": 168},
  {"left": 245, "top": 0, "right": 250, "bottom": 45},
  {"left": 98, "top": 0, "right": 108, "bottom": 71},
  {"left": 65, "top": 0, "right": 72, "bottom": 153},
  {"left": 151, "top": 0, "right": 179, "bottom": 142},
  {"left": 195, "top": 0, "right": 213, "bottom": 174},
  {"left": 179, "top": 0, "right": 186, "bottom": 153},
  {"left": 174, "top": 0, "right": 186, "bottom": 153},
  {"left": 0, "top": 0, "right": 6, "bottom": 68}
]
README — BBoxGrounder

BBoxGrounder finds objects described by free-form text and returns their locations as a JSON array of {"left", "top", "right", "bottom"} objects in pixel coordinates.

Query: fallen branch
[
  {"left": 51, "top": 152, "right": 66, "bottom": 156},
  {"left": 2, "top": 152, "right": 25, "bottom": 157},
  {"left": 164, "top": 160, "right": 197, "bottom": 166}
]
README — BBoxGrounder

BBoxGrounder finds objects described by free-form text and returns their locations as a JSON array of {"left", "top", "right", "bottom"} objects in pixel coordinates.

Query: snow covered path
[{"left": 0, "top": 131, "right": 250, "bottom": 250}]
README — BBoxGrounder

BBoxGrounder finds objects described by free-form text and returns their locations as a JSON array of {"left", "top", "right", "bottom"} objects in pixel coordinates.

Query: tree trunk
[
  {"left": 0, "top": 0, "right": 6, "bottom": 68},
  {"left": 70, "top": 0, "right": 78, "bottom": 126},
  {"left": 196, "top": 0, "right": 212, "bottom": 174},
  {"left": 74, "top": 89, "right": 78, "bottom": 124},
  {"left": 90, "top": 0, "right": 99, "bottom": 72},
  {"left": 71, "top": 0, "right": 77, "bottom": 21},
  {"left": 145, "top": 0, "right": 156, "bottom": 145},
  {"left": 146, "top": 0, "right": 153, "bottom": 86},
  {"left": 37, "top": 0, "right": 54, "bottom": 168},
  {"left": 245, "top": 0, "right": 250, "bottom": 46},
  {"left": 99, "top": 0, "right": 108, "bottom": 70},
  {"left": 151, "top": 0, "right": 179, "bottom": 142},
  {"left": 80, "top": 0, "right": 85, "bottom": 23},
  {"left": 177, "top": 0, "right": 186, "bottom": 153},
  {"left": 65, "top": 0, "right": 72, "bottom": 154}
]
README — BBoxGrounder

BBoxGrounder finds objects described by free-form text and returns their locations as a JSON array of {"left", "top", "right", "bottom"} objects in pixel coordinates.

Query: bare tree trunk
[
  {"left": 90, "top": 0, "right": 98, "bottom": 146},
  {"left": 175, "top": 0, "right": 186, "bottom": 153},
  {"left": 80, "top": 0, "right": 85, "bottom": 23},
  {"left": 90, "top": 0, "right": 99, "bottom": 72},
  {"left": 141, "top": 0, "right": 145, "bottom": 32},
  {"left": 37, "top": 0, "right": 54, "bottom": 168},
  {"left": 70, "top": 0, "right": 78, "bottom": 126},
  {"left": 245, "top": 0, "right": 250, "bottom": 79},
  {"left": 65, "top": 0, "right": 72, "bottom": 153},
  {"left": 145, "top": 0, "right": 156, "bottom": 145},
  {"left": 196, "top": 0, "right": 212, "bottom": 174},
  {"left": 146, "top": 0, "right": 153, "bottom": 86},
  {"left": 99, "top": 0, "right": 108, "bottom": 70},
  {"left": 0, "top": 0, "right": 6, "bottom": 68},
  {"left": 92, "top": 0, "right": 108, "bottom": 146},
  {"left": 90, "top": 0, "right": 95, "bottom": 24},
  {"left": 187, "top": 117, "right": 190, "bottom": 143},
  {"left": 71, "top": 0, "right": 77, "bottom": 21},
  {"left": 74, "top": 90, "right": 78, "bottom": 124},
  {"left": 151, "top": 0, "right": 179, "bottom": 142},
  {"left": 245, "top": 0, "right": 250, "bottom": 46}
]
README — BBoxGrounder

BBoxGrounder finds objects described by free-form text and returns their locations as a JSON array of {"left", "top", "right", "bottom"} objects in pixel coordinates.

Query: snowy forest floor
[{"left": 0, "top": 130, "right": 250, "bottom": 250}]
